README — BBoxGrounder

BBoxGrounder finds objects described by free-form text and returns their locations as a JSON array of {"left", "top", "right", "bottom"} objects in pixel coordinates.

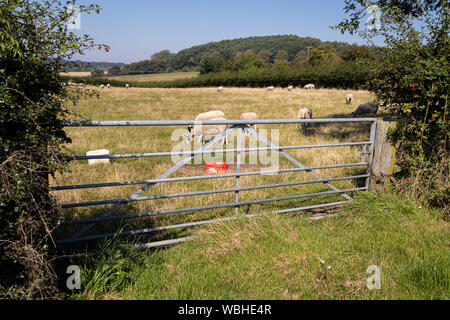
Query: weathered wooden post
[{"left": 369, "top": 118, "right": 399, "bottom": 190}]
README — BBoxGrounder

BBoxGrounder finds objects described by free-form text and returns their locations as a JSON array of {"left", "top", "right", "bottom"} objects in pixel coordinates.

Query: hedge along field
[
  {"left": 62, "top": 63, "right": 370, "bottom": 90},
  {"left": 107, "top": 72, "right": 199, "bottom": 82},
  {"left": 51, "top": 86, "right": 375, "bottom": 247}
]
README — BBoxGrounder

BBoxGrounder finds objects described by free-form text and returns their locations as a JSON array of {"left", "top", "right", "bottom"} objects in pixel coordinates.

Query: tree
[
  {"left": 275, "top": 50, "right": 289, "bottom": 62},
  {"left": 308, "top": 45, "right": 342, "bottom": 67},
  {"left": 335, "top": 0, "right": 449, "bottom": 209},
  {"left": 222, "top": 50, "right": 266, "bottom": 72},
  {"left": 0, "top": 0, "right": 102, "bottom": 298},
  {"left": 199, "top": 51, "right": 225, "bottom": 74},
  {"left": 257, "top": 50, "right": 272, "bottom": 66},
  {"left": 341, "top": 44, "right": 378, "bottom": 64},
  {"left": 108, "top": 65, "right": 121, "bottom": 76},
  {"left": 91, "top": 67, "right": 105, "bottom": 77}
]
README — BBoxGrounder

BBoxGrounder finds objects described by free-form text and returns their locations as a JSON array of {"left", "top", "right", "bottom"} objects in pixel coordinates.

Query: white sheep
[
  {"left": 187, "top": 117, "right": 228, "bottom": 145},
  {"left": 304, "top": 84, "right": 315, "bottom": 90},
  {"left": 186, "top": 110, "right": 228, "bottom": 144},
  {"left": 126, "top": 84, "right": 130, "bottom": 89},
  {"left": 266, "top": 86, "right": 275, "bottom": 92},
  {"left": 217, "top": 86, "right": 224, "bottom": 93},
  {"left": 288, "top": 86, "right": 294, "bottom": 92},
  {"left": 240, "top": 112, "right": 259, "bottom": 135},
  {"left": 298, "top": 107, "right": 313, "bottom": 132},
  {"left": 106, "top": 84, "right": 111, "bottom": 89},
  {"left": 100, "top": 84, "right": 105, "bottom": 89},
  {"left": 346, "top": 94, "right": 354, "bottom": 104}
]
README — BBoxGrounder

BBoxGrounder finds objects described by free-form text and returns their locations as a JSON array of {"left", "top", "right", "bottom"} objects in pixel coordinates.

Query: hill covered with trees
[{"left": 119, "top": 35, "right": 380, "bottom": 75}]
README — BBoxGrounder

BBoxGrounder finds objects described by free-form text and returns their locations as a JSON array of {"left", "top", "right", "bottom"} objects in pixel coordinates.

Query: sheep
[
  {"left": 106, "top": 84, "right": 111, "bottom": 89},
  {"left": 240, "top": 112, "right": 259, "bottom": 135},
  {"left": 100, "top": 84, "right": 105, "bottom": 89},
  {"left": 266, "top": 86, "right": 275, "bottom": 92},
  {"left": 298, "top": 107, "right": 313, "bottom": 132},
  {"left": 125, "top": 84, "right": 130, "bottom": 89},
  {"left": 304, "top": 84, "right": 315, "bottom": 90},
  {"left": 352, "top": 101, "right": 379, "bottom": 117},
  {"left": 194, "top": 110, "right": 225, "bottom": 121},
  {"left": 217, "top": 86, "right": 224, "bottom": 93},
  {"left": 186, "top": 110, "right": 227, "bottom": 144},
  {"left": 187, "top": 117, "right": 229, "bottom": 145},
  {"left": 287, "top": 86, "right": 294, "bottom": 93},
  {"left": 346, "top": 94, "right": 354, "bottom": 104}
]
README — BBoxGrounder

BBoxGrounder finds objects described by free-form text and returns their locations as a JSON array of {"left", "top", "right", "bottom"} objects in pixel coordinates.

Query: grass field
[
  {"left": 107, "top": 72, "right": 199, "bottom": 82},
  {"left": 70, "top": 192, "right": 449, "bottom": 300},
  {"left": 55, "top": 87, "right": 448, "bottom": 300},
  {"left": 52, "top": 87, "right": 375, "bottom": 244},
  {"left": 60, "top": 72, "right": 92, "bottom": 77}
]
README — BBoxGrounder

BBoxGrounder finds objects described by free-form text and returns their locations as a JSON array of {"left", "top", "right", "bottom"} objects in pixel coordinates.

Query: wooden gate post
[{"left": 369, "top": 118, "right": 398, "bottom": 190}]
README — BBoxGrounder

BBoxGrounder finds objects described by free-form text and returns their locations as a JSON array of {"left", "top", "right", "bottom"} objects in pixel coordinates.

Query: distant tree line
[
  {"left": 72, "top": 41, "right": 381, "bottom": 89},
  {"left": 113, "top": 35, "right": 380, "bottom": 75}
]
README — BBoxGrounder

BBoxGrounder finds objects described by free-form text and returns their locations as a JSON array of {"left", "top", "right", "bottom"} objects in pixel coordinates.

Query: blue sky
[{"left": 73, "top": 0, "right": 378, "bottom": 63}]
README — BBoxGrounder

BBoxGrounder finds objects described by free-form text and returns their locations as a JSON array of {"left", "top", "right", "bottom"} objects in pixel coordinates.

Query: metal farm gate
[{"left": 53, "top": 118, "right": 377, "bottom": 249}]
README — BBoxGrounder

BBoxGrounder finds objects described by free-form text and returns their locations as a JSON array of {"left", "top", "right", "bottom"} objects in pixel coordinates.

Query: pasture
[
  {"left": 55, "top": 87, "right": 449, "bottom": 300},
  {"left": 107, "top": 71, "right": 199, "bottom": 82},
  {"left": 60, "top": 71, "right": 92, "bottom": 77},
  {"left": 52, "top": 87, "right": 376, "bottom": 244}
]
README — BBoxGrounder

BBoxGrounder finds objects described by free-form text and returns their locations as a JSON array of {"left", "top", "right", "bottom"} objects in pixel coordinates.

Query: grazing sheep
[
  {"left": 266, "top": 86, "right": 275, "bottom": 92},
  {"left": 352, "top": 101, "right": 380, "bottom": 117},
  {"left": 186, "top": 110, "right": 228, "bottom": 144},
  {"left": 187, "top": 117, "right": 229, "bottom": 145},
  {"left": 240, "top": 112, "right": 259, "bottom": 135},
  {"left": 125, "top": 84, "right": 130, "bottom": 89},
  {"left": 346, "top": 94, "right": 354, "bottom": 104},
  {"left": 298, "top": 107, "right": 313, "bottom": 132},
  {"left": 106, "top": 84, "right": 111, "bottom": 89},
  {"left": 100, "top": 84, "right": 105, "bottom": 89},
  {"left": 304, "top": 84, "right": 315, "bottom": 90},
  {"left": 288, "top": 86, "right": 294, "bottom": 92},
  {"left": 217, "top": 86, "right": 224, "bottom": 93}
]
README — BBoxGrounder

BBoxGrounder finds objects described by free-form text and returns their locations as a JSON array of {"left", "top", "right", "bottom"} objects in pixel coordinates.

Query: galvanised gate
[{"left": 53, "top": 118, "right": 377, "bottom": 249}]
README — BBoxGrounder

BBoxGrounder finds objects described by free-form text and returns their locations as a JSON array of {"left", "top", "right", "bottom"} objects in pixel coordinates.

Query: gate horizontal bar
[
  {"left": 134, "top": 237, "right": 194, "bottom": 249},
  {"left": 57, "top": 187, "right": 367, "bottom": 228},
  {"left": 63, "top": 118, "right": 377, "bottom": 127},
  {"left": 67, "top": 141, "right": 371, "bottom": 161},
  {"left": 57, "top": 199, "right": 354, "bottom": 244},
  {"left": 59, "top": 174, "right": 369, "bottom": 209},
  {"left": 50, "top": 162, "right": 368, "bottom": 191}
]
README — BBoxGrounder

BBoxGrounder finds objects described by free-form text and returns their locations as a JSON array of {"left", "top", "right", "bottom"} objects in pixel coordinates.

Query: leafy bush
[
  {"left": 0, "top": 0, "right": 101, "bottom": 298},
  {"left": 336, "top": 0, "right": 449, "bottom": 211}
]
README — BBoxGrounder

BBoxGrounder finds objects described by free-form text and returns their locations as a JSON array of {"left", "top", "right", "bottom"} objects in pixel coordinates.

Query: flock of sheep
[
  {"left": 100, "top": 83, "right": 129, "bottom": 89},
  {"left": 189, "top": 85, "right": 380, "bottom": 143},
  {"left": 96, "top": 83, "right": 379, "bottom": 143}
]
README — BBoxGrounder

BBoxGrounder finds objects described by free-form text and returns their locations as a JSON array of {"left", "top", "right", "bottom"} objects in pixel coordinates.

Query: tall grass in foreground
[{"left": 70, "top": 192, "right": 449, "bottom": 300}]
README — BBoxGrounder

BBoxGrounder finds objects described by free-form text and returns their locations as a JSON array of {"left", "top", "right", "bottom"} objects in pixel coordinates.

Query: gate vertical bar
[
  {"left": 235, "top": 127, "right": 242, "bottom": 214},
  {"left": 367, "top": 119, "right": 378, "bottom": 189}
]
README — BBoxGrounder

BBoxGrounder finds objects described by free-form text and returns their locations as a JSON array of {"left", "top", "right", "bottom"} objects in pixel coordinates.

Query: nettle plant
[
  {"left": 0, "top": 0, "right": 105, "bottom": 298},
  {"left": 335, "top": 0, "right": 449, "bottom": 210}
]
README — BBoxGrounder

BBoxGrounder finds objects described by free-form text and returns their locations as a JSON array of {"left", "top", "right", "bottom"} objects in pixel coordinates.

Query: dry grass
[
  {"left": 59, "top": 72, "right": 92, "bottom": 77},
  {"left": 52, "top": 87, "right": 375, "bottom": 241}
]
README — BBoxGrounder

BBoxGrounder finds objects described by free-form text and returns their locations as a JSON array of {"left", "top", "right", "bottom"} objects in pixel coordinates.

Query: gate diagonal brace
[
  {"left": 245, "top": 127, "right": 352, "bottom": 201},
  {"left": 69, "top": 125, "right": 236, "bottom": 240}
]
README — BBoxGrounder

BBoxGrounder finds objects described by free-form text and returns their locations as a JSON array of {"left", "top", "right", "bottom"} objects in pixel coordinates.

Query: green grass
[{"left": 71, "top": 192, "right": 449, "bottom": 300}]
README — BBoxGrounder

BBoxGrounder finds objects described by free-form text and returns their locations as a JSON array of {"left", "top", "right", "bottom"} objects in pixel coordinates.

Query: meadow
[
  {"left": 54, "top": 86, "right": 448, "bottom": 300},
  {"left": 52, "top": 87, "right": 374, "bottom": 245}
]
